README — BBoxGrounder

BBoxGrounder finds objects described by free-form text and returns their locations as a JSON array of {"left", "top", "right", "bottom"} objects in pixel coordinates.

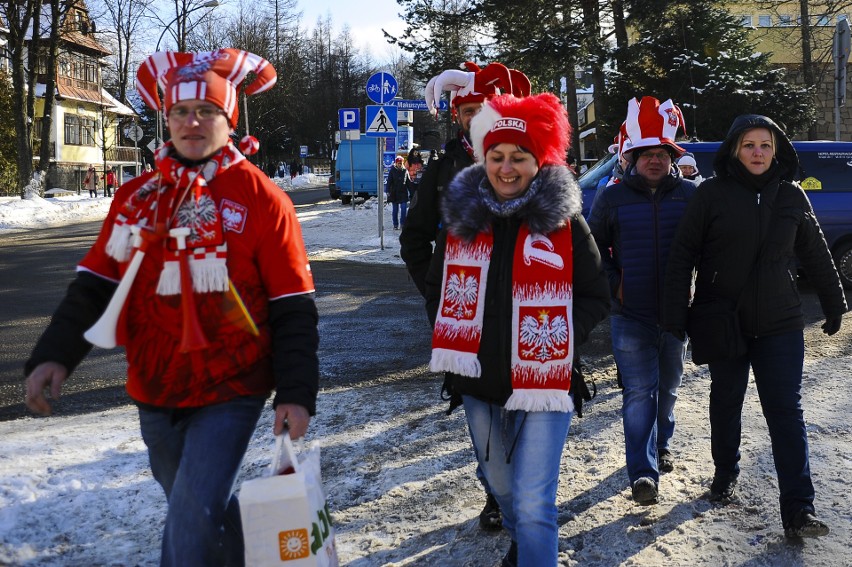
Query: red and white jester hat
[
  {"left": 136, "top": 48, "right": 276, "bottom": 154},
  {"left": 608, "top": 121, "right": 629, "bottom": 158},
  {"left": 469, "top": 92, "right": 571, "bottom": 167},
  {"left": 621, "top": 96, "right": 686, "bottom": 162},
  {"left": 424, "top": 61, "right": 515, "bottom": 118}
]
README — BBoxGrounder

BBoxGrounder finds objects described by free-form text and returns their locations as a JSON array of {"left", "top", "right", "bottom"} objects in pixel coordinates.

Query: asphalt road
[{"left": 0, "top": 219, "right": 432, "bottom": 422}]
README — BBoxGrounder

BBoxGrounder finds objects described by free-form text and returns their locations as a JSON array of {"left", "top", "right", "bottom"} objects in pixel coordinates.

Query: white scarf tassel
[
  {"left": 156, "top": 261, "right": 181, "bottom": 295},
  {"left": 430, "top": 348, "right": 482, "bottom": 378},
  {"left": 105, "top": 224, "right": 133, "bottom": 262},
  {"left": 504, "top": 389, "right": 574, "bottom": 413},
  {"left": 155, "top": 258, "right": 228, "bottom": 295},
  {"left": 190, "top": 258, "right": 229, "bottom": 293}
]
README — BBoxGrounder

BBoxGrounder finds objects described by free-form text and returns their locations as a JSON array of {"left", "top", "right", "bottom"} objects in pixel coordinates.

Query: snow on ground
[{"left": 1, "top": 179, "right": 851, "bottom": 566}]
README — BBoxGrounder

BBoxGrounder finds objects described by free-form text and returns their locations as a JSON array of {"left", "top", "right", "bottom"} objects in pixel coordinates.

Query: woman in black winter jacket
[
  {"left": 424, "top": 93, "right": 609, "bottom": 567},
  {"left": 663, "top": 114, "right": 847, "bottom": 539}
]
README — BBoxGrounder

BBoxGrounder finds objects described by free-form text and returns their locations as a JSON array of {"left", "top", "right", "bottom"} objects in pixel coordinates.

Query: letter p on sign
[{"left": 339, "top": 108, "right": 360, "bottom": 131}]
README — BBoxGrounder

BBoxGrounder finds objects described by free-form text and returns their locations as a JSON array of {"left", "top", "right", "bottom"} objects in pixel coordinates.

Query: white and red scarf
[
  {"left": 431, "top": 224, "right": 575, "bottom": 412},
  {"left": 105, "top": 141, "right": 245, "bottom": 295}
]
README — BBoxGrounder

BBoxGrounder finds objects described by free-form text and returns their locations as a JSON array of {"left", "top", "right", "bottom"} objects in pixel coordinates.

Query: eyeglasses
[
  {"left": 168, "top": 106, "right": 226, "bottom": 122},
  {"left": 637, "top": 150, "right": 672, "bottom": 162}
]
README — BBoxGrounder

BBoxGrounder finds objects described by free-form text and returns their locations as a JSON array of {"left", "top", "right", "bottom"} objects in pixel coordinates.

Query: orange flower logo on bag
[
  {"left": 518, "top": 306, "right": 569, "bottom": 362},
  {"left": 442, "top": 265, "right": 481, "bottom": 320},
  {"left": 278, "top": 529, "right": 310, "bottom": 560}
]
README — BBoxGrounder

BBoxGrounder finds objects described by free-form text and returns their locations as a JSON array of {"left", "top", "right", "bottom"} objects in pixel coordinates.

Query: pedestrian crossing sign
[{"left": 365, "top": 105, "right": 397, "bottom": 138}]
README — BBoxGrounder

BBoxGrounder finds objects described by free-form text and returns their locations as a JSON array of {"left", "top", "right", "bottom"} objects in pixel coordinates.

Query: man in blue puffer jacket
[{"left": 588, "top": 96, "right": 697, "bottom": 505}]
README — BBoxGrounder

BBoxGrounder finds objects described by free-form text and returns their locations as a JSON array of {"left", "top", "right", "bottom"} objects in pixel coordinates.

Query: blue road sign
[
  {"left": 386, "top": 99, "right": 449, "bottom": 112},
  {"left": 338, "top": 108, "right": 360, "bottom": 130},
  {"left": 366, "top": 72, "right": 398, "bottom": 104},
  {"left": 299, "top": 145, "right": 308, "bottom": 157},
  {"left": 365, "top": 105, "right": 397, "bottom": 138}
]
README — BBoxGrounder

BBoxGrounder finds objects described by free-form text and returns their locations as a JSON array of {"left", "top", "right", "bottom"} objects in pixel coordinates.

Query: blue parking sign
[{"left": 338, "top": 108, "right": 359, "bottom": 130}]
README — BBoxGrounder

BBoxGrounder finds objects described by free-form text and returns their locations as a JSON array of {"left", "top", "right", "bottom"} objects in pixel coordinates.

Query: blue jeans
[
  {"left": 708, "top": 329, "right": 814, "bottom": 527},
  {"left": 610, "top": 315, "right": 686, "bottom": 484},
  {"left": 392, "top": 201, "right": 407, "bottom": 228},
  {"left": 138, "top": 396, "right": 266, "bottom": 567},
  {"left": 463, "top": 395, "right": 572, "bottom": 567}
]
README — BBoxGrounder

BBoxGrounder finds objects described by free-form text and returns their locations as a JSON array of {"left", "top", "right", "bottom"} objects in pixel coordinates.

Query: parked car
[{"left": 577, "top": 141, "right": 852, "bottom": 289}]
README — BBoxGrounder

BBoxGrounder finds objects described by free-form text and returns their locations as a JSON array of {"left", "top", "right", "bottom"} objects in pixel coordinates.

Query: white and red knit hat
[
  {"left": 469, "top": 92, "right": 570, "bottom": 166},
  {"left": 621, "top": 96, "right": 686, "bottom": 162},
  {"left": 136, "top": 49, "right": 276, "bottom": 154},
  {"left": 424, "top": 61, "right": 515, "bottom": 118}
]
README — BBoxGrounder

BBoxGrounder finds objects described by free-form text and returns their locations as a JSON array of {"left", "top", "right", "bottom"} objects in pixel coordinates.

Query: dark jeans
[
  {"left": 708, "top": 329, "right": 815, "bottom": 527},
  {"left": 138, "top": 396, "right": 265, "bottom": 566}
]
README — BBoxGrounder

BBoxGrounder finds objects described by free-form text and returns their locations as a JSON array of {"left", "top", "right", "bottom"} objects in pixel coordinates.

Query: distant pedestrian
[
  {"left": 676, "top": 153, "right": 704, "bottom": 184},
  {"left": 385, "top": 156, "right": 411, "bottom": 230},
  {"left": 84, "top": 166, "right": 99, "bottom": 198},
  {"left": 105, "top": 167, "right": 117, "bottom": 197}
]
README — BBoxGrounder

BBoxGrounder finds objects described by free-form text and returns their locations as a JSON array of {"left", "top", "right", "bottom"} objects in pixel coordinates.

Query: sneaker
[
  {"left": 500, "top": 541, "right": 518, "bottom": 567},
  {"left": 479, "top": 493, "right": 503, "bottom": 531},
  {"left": 785, "top": 509, "right": 830, "bottom": 538},
  {"left": 632, "top": 477, "right": 658, "bottom": 504},
  {"left": 658, "top": 449, "right": 674, "bottom": 473},
  {"left": 709, "top": 474, "right": 738, "bottom": 501}
]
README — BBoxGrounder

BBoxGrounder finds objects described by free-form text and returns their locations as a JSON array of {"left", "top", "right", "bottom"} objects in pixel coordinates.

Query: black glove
[{"left": 821, "top": 316, "right": 842, "bottom": 336}]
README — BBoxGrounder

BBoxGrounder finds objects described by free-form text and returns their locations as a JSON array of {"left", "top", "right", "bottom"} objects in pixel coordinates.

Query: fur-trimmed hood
[{"left": 441, "top": 165, "right": 582, "bottom": 241}]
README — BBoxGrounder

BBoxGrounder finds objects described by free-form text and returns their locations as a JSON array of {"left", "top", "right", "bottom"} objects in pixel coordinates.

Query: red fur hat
[
  {"left": 136, "top": 49, "right": 276, "bottom": 156},
  {"left": 470, "top": 92, "right": 571, "bottom": 166},
  {"left": 621, "top": 96, "right": 686, "bottom": 162}
]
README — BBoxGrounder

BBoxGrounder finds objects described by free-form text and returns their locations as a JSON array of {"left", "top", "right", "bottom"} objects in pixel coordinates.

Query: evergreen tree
[
  {"left": 0, "top": 70, "right": 19, "bottom": 196},
  {"left": 602, "top": 0, "right": 814, "bottom": 142}
]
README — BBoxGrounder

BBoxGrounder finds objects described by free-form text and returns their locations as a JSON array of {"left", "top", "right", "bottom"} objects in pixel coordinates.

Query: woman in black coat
[
  {"left": 425, "top": 93, "right": 609, "bottom": 566},
  {"left": 385, "top": 156, "right": 412, "bottom": 229},
  {"left": 663, "top": 114, "right": 847, "bottom": 539}
]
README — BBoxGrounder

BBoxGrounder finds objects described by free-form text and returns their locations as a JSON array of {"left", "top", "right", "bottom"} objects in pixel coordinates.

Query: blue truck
[
  {"left": 577, "top": 141, "right": 852, "bottom": 289},
  {"left": 330, "top": 136, "right": 385, "bottom": 205}
]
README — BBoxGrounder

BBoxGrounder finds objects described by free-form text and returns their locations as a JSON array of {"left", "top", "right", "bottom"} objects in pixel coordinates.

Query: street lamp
[{"left": 155, "top": 0, "right": 220, "bottom": 52}]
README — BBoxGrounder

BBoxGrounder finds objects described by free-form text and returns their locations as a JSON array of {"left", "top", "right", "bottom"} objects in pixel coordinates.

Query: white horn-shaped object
[{"left": 84, "top": 225, "right": 146, "bottom": 349}]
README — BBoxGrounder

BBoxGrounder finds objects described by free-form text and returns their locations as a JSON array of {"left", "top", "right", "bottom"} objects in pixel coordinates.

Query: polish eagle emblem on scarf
[
  {"left": 519, "top": 306, "right": 569, "bottom": 362},
  {"left": 442, "top": 265, "right": 481, "bottom": 320}
]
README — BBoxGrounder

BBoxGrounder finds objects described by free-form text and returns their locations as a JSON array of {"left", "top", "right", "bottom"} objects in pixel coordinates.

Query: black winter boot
[{"left": 479, "top": 493, "right": 503, "bottom": 531}]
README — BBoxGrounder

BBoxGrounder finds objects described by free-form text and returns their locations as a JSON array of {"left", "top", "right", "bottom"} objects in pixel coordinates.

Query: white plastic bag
[{"left": 239, "top": 435, "right": 339, "bottom": 566}]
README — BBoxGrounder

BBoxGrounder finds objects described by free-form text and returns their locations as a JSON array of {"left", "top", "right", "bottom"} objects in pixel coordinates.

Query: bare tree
[
  {"left": 1, "top": 0, "right": 65, "bottom": 196},
  {"left": 90, "top": 0, "right": 151, "bottom": 104}
]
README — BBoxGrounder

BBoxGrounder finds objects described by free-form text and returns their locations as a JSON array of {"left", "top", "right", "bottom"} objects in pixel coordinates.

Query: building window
[
  {"left": 758, "top": 15, "right": 772, "bottom": 27},
  {"left": 815, "top": 14, "right": 830, "bottom": 26},
  {"left": 58, "top": 56, "right": 71, "bottom": 77},
  {"left": 741, "top": 15, "right": 753, "bottom": 27},
  {"left": 778, "top": 14, "right": 793, "bottom": 27},
  {"left": 64, "top": 115, "right": 96, "bottom": 146}
]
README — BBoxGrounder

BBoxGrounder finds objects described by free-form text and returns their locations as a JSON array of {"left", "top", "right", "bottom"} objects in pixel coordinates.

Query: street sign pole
[
  {"left": 377, "top": 138, "right": 384, "bottom": 247},
  {"left": 349, "top": 139, "right": 355, "bottom": 210}
]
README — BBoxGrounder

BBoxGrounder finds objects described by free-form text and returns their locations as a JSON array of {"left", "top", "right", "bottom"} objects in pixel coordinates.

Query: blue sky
[{"left": 299, "top": 0, "right": 407, "bottom": 59}]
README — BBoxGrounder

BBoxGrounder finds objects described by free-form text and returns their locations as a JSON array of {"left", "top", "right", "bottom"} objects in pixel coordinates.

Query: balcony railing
[{"left": 106, "top": 146, "right": 141, "bottom": 162}]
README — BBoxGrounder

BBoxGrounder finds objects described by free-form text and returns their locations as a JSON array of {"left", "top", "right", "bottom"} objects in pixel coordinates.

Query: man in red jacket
[{"left": 24, "top": 48, "right": 318, "bottom": 567}]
